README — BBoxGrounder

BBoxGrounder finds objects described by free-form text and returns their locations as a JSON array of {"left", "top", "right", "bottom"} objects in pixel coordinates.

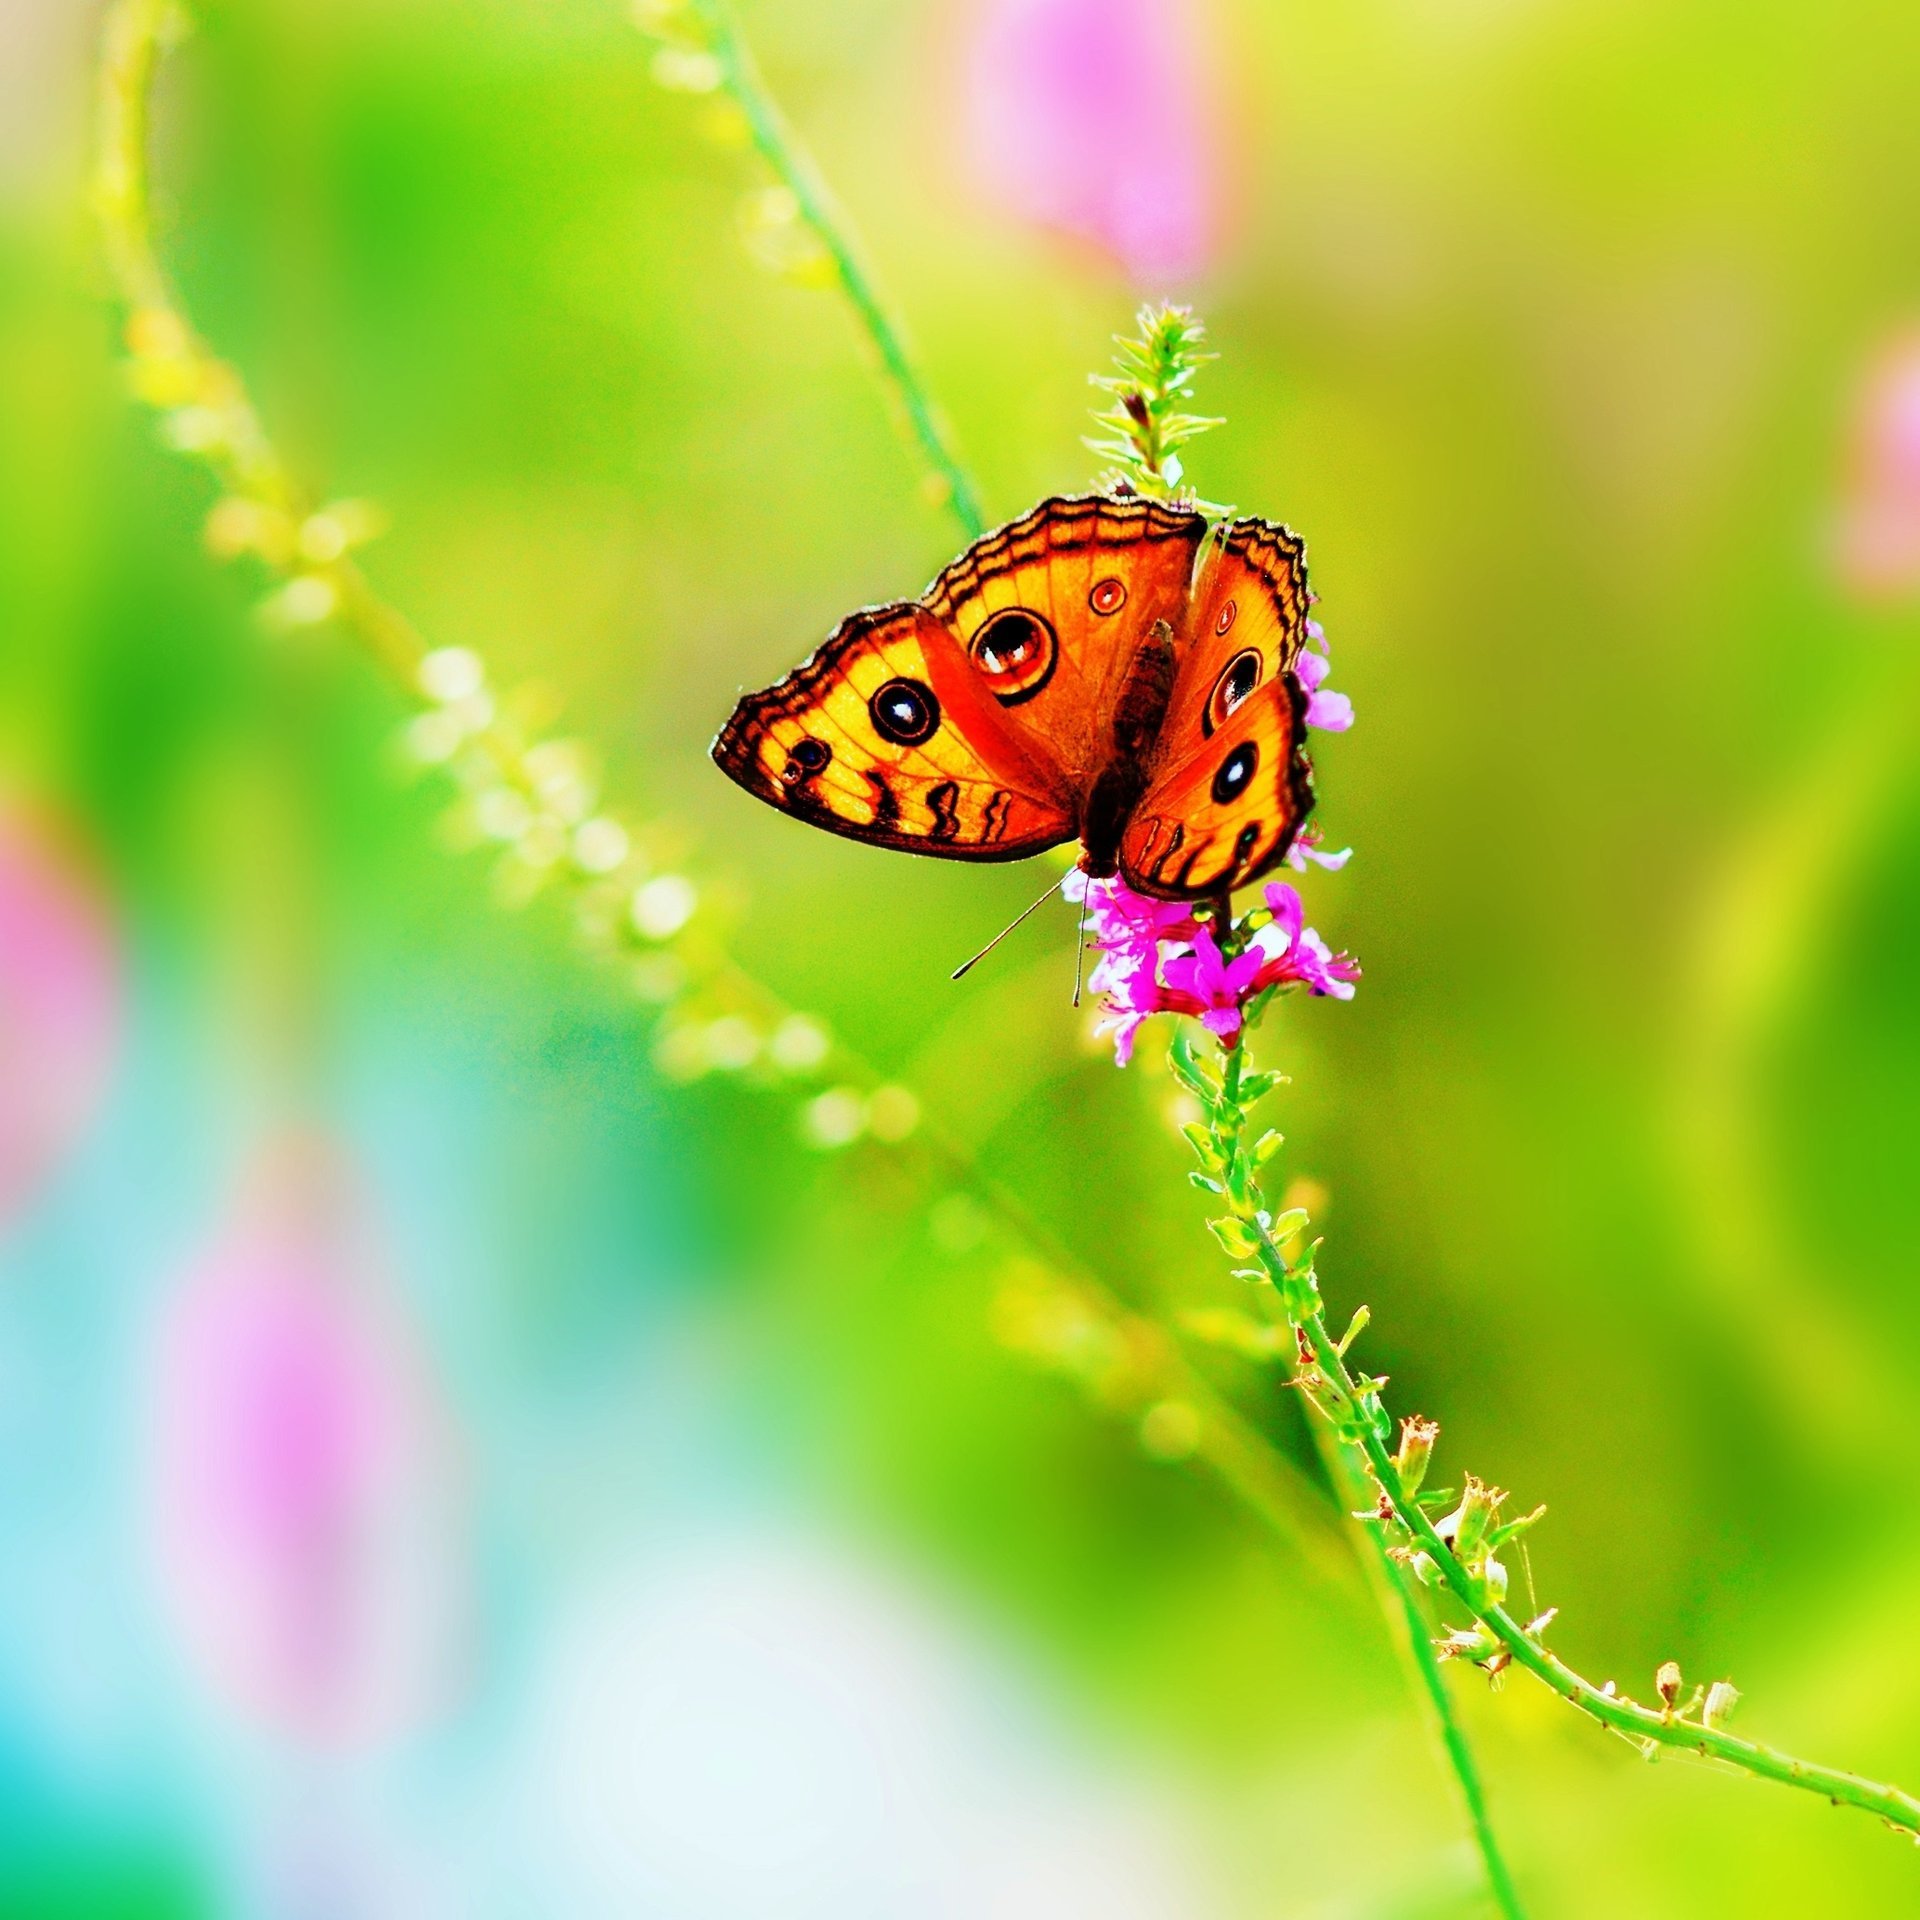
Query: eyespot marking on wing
[
  {"left": 1203, "top": 650, "right": 1263, "bottom": 737},
  {"left": 968, "top": 609, "right": 1057, "bottom": 706},
  {"left": 869, "top": 677, "right": 941, "bottom": 746},
  {"left": 1212, "top": 740, "right": 1259, "bottom": 806}
]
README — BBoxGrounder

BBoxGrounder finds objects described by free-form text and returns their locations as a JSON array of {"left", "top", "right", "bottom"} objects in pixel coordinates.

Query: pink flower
[
  {"left": 1295, "top": 633, "right": 1353, "bottom": 733},
  {"left": 956, "top": 0, "right": 1222, "bottom": 282},
  {"left": 1249, "top": 883, "right": 1361, "bottom": 1001},
  {"left": 0, "top": 802, "right": 121, "bottom": 1226},
  {"left": 1065, "top": 869, "right": 1199, "bottom": 955},
  {"left": 146, "top": 1139, "right": 466, "bottom": 1746},
  {"left": 1076, "top": 875, "right": 1358, "bottom": 1062},
  {"left": 1285, "top": 826, "right": 1353, "bottom": 874},
  {"left": 1160, "top": 925, "right": 1266, "bottom": 1043},
  {"left": 1834, "top": 329, "right": 1920, "bottom": 601}
]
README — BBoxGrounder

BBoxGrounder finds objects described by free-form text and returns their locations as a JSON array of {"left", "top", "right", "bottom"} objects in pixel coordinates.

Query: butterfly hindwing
[
  {"left": 711, "top": 602, "right": 1075, "bottom": 861},
  {"left": 921, "top": 494, "right": 1208, "bottom": 788},
  {"left": 1118, "top": 518, "right": 1317, "bottom": 900}
]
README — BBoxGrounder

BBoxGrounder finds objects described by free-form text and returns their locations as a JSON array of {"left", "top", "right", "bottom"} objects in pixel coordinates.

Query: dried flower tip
[
  {"left": 418, "top": 646, "right": 485, "bottom": 704},
  {"left": 1523, "top": 1607, "right": 1559, "bottom": 1639},
  {"left": 1395, "top": 1415, "right": 1439, "bottom": 1495},
  {"left": 1656, "top": 1660, "right": 1684, "bottom": 1711},
  {"left": 1703, "top": 1680, "right": 1741, "bottom": 1729},
  {"left": 1437, "top": 1475, "right": 1505, "bottom": 1558}
]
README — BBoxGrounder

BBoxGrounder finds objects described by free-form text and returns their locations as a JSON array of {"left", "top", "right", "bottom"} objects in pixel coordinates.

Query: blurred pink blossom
[
  {"left": 0, "top": 801, "right": 121, "bottom": 1224},
  {"left": 147, "top": 1139, "right": 466, "bottom": 1747},
  {"left": 1834, "top": 330, "right": 1920, "bottom": 601},
  {"left": 957, "top": 0, "right": 1222, "bottom": 283}
]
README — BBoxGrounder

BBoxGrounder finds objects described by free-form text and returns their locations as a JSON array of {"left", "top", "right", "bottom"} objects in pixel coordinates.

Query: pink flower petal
[
  {"left": 1305, "top": 689, "right": 1354, "bottom": 732},
  {"left": 958, "top": 0, "right": 1222, "bottom": 281}
]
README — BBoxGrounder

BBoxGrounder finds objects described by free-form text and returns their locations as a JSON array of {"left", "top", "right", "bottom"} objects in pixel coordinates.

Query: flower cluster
[{"left": 1068, "top": 873, "right": 1359, "bottom": 1065}]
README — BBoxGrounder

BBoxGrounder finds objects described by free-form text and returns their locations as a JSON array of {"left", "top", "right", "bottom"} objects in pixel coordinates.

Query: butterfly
[{"left": 711, "top": 492, "right": 1317, "bottom": 904}]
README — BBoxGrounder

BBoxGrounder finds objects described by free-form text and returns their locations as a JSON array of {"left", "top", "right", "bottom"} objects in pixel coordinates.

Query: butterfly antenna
[
  {"left": 951, "top": 873, "right": 1065, "bottom": 981},
  {"left": 1071, "top": 880, "right": 1091, "bottom": 1007}
]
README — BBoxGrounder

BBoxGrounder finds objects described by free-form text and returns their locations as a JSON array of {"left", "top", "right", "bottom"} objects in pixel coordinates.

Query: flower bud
[
  {"left": 1656, "top": 1660, "right": 1683, "bottom": 1711},
  {"left": 1394, "top": 1415, "right": 1438, "bottom": 1496},
  {"left": 1438, "top": 1474, "right": 1504, "bottom": 1560},
  {"left": 1703, "top": 1680, "right": 1740, "bottom": 1729}
]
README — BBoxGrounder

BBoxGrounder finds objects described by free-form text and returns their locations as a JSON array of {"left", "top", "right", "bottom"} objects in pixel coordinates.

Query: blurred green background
[{"left": 5, "top": 0, "right": 1920, "bottom": 1913}]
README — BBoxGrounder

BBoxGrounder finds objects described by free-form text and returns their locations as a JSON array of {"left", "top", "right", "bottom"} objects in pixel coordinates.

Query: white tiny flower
[
  {"left": 270, "top": 574, "right": 338, "bottom": 627},
  {"left": 418, "top": 646, "right": 485, "bottom": 704},
  {"left": 767, "top": 1014, "right": 829, "bottom": 1074},
  {"left": 630, "top": 874, "right": 696, "bottom": 940},
  {"left": 403, "top": 709, "right": 464, "bottom": 766},
  {"left": 650, "top": 46, "right": 723, "bottom": 91},
  {"left": 801, "top": 1088, "right": 865, "bottom": 1149},
  {"left": 703, "top": 1017, "right": 759, "bottom": 1071},
  {"left": 475, "top": 787, "right": 532, "bottom": 842},
  {"left": 571, "top": 818, "right": 630, "bottom": 875}
]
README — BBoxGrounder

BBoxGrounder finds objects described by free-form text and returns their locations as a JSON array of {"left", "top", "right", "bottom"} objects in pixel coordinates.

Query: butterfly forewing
[{"left": 922, "top": 494, "right": 1207, "bottom": 788}]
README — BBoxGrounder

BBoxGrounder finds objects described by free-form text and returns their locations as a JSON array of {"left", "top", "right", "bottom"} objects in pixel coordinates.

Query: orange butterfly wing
[
  {"left": 920, "top": 493, "right": 1208, "bottom": 787},
  {"left": 714, "top": 493, "right": 1208, "bottom": 858},
  {"left": 1118, "top": 518, "right": 1317, "bottom": 900},
  {"left": 711, "top": 601, "right": 1075, "bottom": 860}
]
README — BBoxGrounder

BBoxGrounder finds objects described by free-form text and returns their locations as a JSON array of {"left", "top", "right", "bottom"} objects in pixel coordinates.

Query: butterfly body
[{"left": 713, "top": 493, "right": 1318, "bottom": 903}]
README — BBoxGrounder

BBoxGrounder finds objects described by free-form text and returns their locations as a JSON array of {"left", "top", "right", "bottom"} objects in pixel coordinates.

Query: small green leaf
[
  {"left": 1489, "top": 1504, "right": 1547, "bottom": 1548},
  {"left": 1167, "top": 1032, "right": 1217, "bottom": 1101},
  {"left": 1252, "top": 1128, "right": 1285, "bottom": 1165},
  {"left": 1208, "top": 1216, "right": 1260, "bottom": 1258},
  {"left": 1180, "top": 1122, "right": 1220, "bottom": 1167},
  {"left": 1187, "top": 1171, "right": 1224, "bottom": 1193}
]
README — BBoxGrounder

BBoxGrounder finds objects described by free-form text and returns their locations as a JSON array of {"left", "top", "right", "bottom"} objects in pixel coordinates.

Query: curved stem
[
  {"left": 1217, "top": 1046, "right": 1527, "bottom": 1916},
  {"left": 1198, "top": 1028, "right": 1920, "bottom": 1845},
  {"left": 681, "top": 0, "right": 985, "bottom": 541}
]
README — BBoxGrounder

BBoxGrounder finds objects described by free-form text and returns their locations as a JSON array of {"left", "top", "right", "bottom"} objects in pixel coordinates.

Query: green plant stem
[
  {"left": 1219, "top": 1047, "right": 1526, "bottom": 1917},
  {"left": 1312, "top": 1423, "right": 1526, "bottom": 1916},
  {"left": 1205, "top": 1029, "right": 1920, "bottom": 1845},
  {"left": 684, "top": 0, "right": 985, "bottom": 541}
]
